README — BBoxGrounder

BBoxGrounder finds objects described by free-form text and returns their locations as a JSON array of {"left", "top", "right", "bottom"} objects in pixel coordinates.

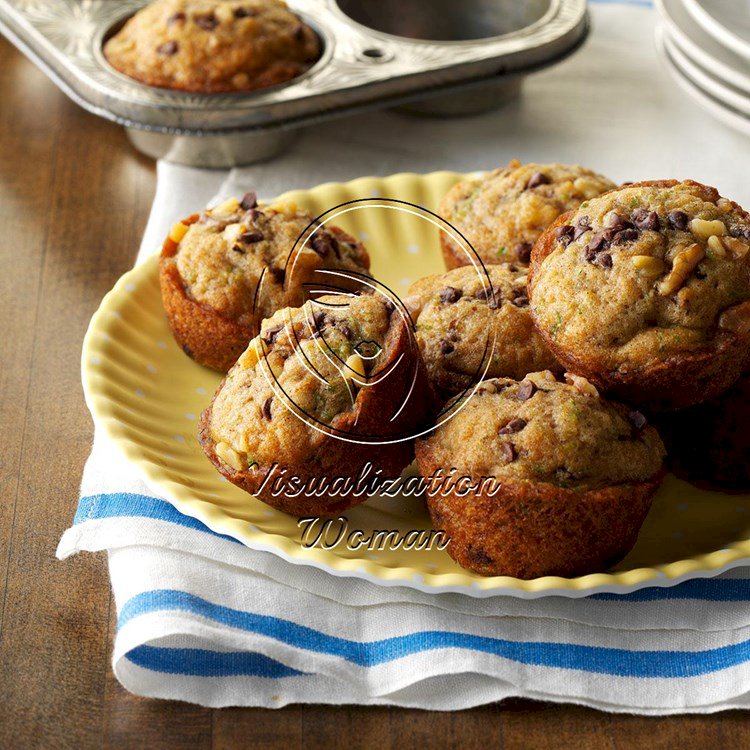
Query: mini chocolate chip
[
  {"left": 512, "top": 293, "right": 529, "bottom": 307},
  {"left": 438, "top": 286, "right": 462, "bottom": 304},
  {"left": 240, "top": 231, "right": 263, "bottom": 244},
  {"left": 232, "top": 244, "right": 245, "bottom": 254},
  {"left": 526, "top": 172, "right": 550, "bottom": 189},
  {"left": 628, "top": 410, "right": 647, "bottom": 431},
  {"left": 292, "top": 23, "right": 305, "bottom": 41},
  {"left": 167, "top": 12, "right": 186, "bottom": 25},
  {"left": 606, "top": 212, "right": 628, "bottom": 229},
  {"left": 695, "top": 266, "right": 707, "bottom": 280},
  {"left": 310, "top": 233, "right": 337, "bottom": 257},
  {"left": 440, "top": 340, "right": 454, "bottom": 355},
  {"left": 555, "top": 225, "right": 575, "bottom": 246},
  {"left": 382, "top": 298, "right": 395, "bottom": 314},
  {"left": 499, "top": 417, "right": 527, "bottom": 435},
  {"left": 501, "top": 442, "right": 517, "bottom": 463},
  {"left": 156, "top": 40, "right": 178, "bottom": 55},
  {"left": 339, "top": 323, "right": 352, "bottom": 339},
  {"left": 194, "top": 13, "right": 218, "bottom": 30},
  {"left": 632, "top": 208, "right": 660, "bottom": 231},
  {"left": 234, "top": 7, "right": 258, "bottom": 18},
  {"left": 240, "top": 191, "right": 257, "bottom": 210},
  {"left": 573, "top": 216, "right": 591, "bottom": 240},
  {"left": 269, "top": 266, "right": 285, "bottom": 284},
  {"left": 515, "top": 241, "right": 532, "bottom": 263},
  {"left": 595, "top": 252, "right": 613, "bottom": 269},
  {"left": 668, "top": 210, "right": 689, "bottom": 230},
  {"left": 517, "top": 380, "right": 537, "bottom": 401},
  {"left": 262, "top": 397, "right": 273, "bottom": 421},
  {"left": 730, "top": 225, "right": 750, "bottom": 241},
  {"left": 261, "top": 324, "right": 283, "bottom": 344},
  {"left": 468, "top": 547, "right": 494, "bottom": 566},
  {"left": 586, "top": 232, "right": 610, "bottom": 256},
  {"left": 612, "top": 228, "right": 640, "bottom": 244}
]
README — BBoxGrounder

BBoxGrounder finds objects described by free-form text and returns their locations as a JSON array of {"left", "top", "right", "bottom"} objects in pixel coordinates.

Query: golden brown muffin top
[
  {"left": 406, "top": 264, "right": 559, "bottom": 397},
  {"left": 420, "top": 371, "right": 665, "bottom": 490},
  {"left": 174, "top": 193, "right": 370, "bottom": 327},
  {"left": 530, "top": 180, "right": 750, "bottom": 371},
  {"left": 440, "top": 161, "right": 616, "bottom": 265},
  {"left": 104, "top": 0, "right": 320, "bottom": 93},
  {"left": 208, "top": 293, "right": 394, "bottom": 469}
]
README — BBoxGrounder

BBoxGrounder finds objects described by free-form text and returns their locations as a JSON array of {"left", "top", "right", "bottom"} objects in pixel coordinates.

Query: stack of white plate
[{"left": 655, "top": 0, "right": 750, "bottom": 136}]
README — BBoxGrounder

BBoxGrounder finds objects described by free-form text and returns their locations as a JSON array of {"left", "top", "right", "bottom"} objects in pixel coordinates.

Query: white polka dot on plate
[
  {"left": 134, "top": 388, "right": 145, "bottom": 397},
  {"left": 125, "top": 282, "right": 135, "bottom": 292},
  {"left": 370, "top": 190, "right": 382, "bottom": 198},
  {"left": 359, "top": 232, "right": 369, "bottom": 241},
  {"left": 146, "top": 364, "right": 157, "bottom": 373},
  {"left": 677, "top": 503, "right": 689, "bottom": 511},
  {"left": 184, "top": 413, "right": 196, "bottom": 421},
  {"left": 156, "top": 340, "right": 167, "bottom": 349},
  {"left": 90, "top": 356, "right": 101, "bottom": 366},
  {"left": 400, "top": 277, "right": 411, "bottom": 286},
  {"left": 672, "top": 531, "right": 684, "bottom": 539},
  {"left": 196, "top": 387, "right": 207, "bottom": 395},
  {"left": 407, "top": 243, "right": 419, "bottom": 254},
  {"left": 173, "top": 435, "right": 186, "bottom": 443}
]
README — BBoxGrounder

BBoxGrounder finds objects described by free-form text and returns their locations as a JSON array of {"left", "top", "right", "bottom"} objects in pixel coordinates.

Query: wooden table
[{"left": 0, "top": 36, "right": 748, "bottom": 749}]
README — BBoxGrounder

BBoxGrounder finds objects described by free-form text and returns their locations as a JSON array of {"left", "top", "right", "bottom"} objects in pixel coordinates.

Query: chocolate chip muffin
[
  {"left": 415, "top": 371, "right": 666, "bottom": 579},
  {"left": 655, "top": 373, "right": 750, "bottom": 491},
  {"left": 405, "top": 264, "right": 560, "bottom": 399},
  {"left": 104, "top": 0, "right": 320, "bottom": 93},
  {"left": 529, "top": 180, "right": 750, "bottom": 411},
  {"left": 439, "top": 161, "right": 616, "bottom": 268},
  {"left": 200, "top": 292, "right": 433, "bottom": 516},
  {"left": 160, "top": 193, "right": 371, "bottom": 372}
]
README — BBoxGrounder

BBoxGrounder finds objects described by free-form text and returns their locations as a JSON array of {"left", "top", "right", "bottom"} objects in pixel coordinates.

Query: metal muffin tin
[{"left": 0, "top": 0, "right": 588, "bottom": 166}]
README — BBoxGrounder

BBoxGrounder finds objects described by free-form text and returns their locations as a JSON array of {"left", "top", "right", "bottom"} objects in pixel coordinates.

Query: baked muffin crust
[
  {"left": 439, "top": 161, "right": 616, "bottom": 268},
  {"left": 104, "top": 0, "right": 320, "bottom": 93},
  {"left": 529, "top": 180, "right": 750, "bottom": 409},
  {"left": 406, "top": 264, "right": 560, "bottom": 398}
]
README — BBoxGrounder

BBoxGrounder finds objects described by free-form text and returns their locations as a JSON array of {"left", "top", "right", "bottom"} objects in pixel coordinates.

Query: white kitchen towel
[{"left": 58, "top": 1, "right": 750, "bottom": 713}]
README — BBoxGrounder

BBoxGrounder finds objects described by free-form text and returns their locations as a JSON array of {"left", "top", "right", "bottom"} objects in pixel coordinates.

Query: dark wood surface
[{"left": 0, "top": 37, "right": 748, "bottom": 750}]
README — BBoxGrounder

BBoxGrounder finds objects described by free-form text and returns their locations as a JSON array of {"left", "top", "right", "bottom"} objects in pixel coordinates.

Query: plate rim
[
  {"left": 682, "top": 0, "right": 750, "bottom": 62},
  {"left": 82, "top": 170, "right": 750, "bottom": 598},
  {"left": 656, "top": 0, "right": 750, "bottom": 96}
]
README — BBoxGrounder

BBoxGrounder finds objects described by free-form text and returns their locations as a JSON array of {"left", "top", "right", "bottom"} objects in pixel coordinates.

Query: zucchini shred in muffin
[
  {"left": 439, "top": 161, "right": 616, "bottom": 268},
  {"left": 405, "top": 264, "right": 560, "bottom": 400},
  {"left": 104, "top": 0, "right": 320, "bottom": 93},
  {"left": 161, "top": 193, "right": 371, "bottom": 371},
  {"left": 415, "top": 371, "right": 666, "bottom": 579},
  {"left": 199, "top": 292, "right": 433, "bottom": 516},
  {"left": 529, "top": 180, "right": 750, "bottom": 410}
]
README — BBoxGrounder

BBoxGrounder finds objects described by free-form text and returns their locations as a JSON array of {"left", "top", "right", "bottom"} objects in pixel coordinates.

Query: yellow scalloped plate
[{"left": 82, "top": 171, "right": 750, "bottom": 598}]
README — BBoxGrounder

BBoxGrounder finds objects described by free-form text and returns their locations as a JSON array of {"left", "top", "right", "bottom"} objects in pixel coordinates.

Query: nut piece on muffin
[
  {"left": 416, "top": 371, "right": 666, "bottom": 579},
  {"left": 405, "top": 264, "right": 560, "bottom": 399},
  {"left": 199, "top": 292, "right": 433, "bottom": 516},
  {"left": 654, "top": 373, "right": 750, "bottom": 491},
  {"left": 529, "top": 179, "right": 750, "bottom": 411},
  {"left": 160, "top": 193, "right": 371, "bottom": 372},
  {"left": 104, "top": 0, "right": 320, "bottom": 93},
  {"left": 439, "top": 161, "right": 616, "bottom": 268}
]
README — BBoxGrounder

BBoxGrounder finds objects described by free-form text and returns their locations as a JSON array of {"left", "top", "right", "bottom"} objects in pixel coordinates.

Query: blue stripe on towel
[
  {"left": 79, "top": 492, "right": 750, "bottom": 602},
  {"left": 125, "top": 645, "right": 303, "bottom": 678},
  {"left": 119, "top": 589, "right": 749, "bottom": 678}
]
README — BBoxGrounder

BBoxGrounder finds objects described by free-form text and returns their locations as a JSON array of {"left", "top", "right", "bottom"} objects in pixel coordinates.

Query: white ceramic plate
[
  {"left": 657, "top": 0, "right": 750, "bottom": 95},
  {"left": 663, "top": 28, "right": 750, "bottom": 116},
  {"left": 656, "top": 25, "right": 750, "bottom": 138},
  {"left": 683, "top": 0, "right": 750, "bottom": 61}
]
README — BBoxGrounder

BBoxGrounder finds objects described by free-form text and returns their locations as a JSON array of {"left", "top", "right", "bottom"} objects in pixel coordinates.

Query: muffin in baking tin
[
  {"left": 439, "top": 161, "right": 616, "bottom": 268},
  {"left": 415, "top": 371, "right": 666, "bottom": 579},
  {"left": 405, "top": 264, "right": 560, "bottom": 400},
  {"left": 200, "top": 292, "right": 433, "bottom": 516},
  {"left": 160, "top": 193, "right": 370, "bottom": 372},
  {"left": 104, "top": 0, "right": 320, "bottom": 93},
  {"left": 529, "top": 179, "right": 750, "bottom": 410}
]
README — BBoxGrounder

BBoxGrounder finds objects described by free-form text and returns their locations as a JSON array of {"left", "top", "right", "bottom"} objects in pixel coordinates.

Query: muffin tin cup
[{"left": 0, "top": 0, "right": 587, "bottom": 166}]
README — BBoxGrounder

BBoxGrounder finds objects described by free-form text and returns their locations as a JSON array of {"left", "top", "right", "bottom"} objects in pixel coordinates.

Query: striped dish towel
[
  {"left": 57, "top": 436, "right": 750, "bottom": 712},
  {"left": 58, "top": 1, "right": 750, "bottom": 712}
]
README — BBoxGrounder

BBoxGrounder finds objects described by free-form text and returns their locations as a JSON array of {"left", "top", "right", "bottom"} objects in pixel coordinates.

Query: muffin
[
  {"left": 415, "top": 371, "right": 666, "bottom": 579},
  {"left": 199, "top": 292, "right": 433, "bottom": 516},
  {"left": 405, "top": 264, "right": 560, "bottom": 399},
  {"left": 529, "top": 180, "right": 750, "bottom": 411},
  {"left": 104, "top": 0, "right": 320, "bottom": 93},
  {"left": 160, "top": 193, "right": 371, "bottom": 371},
  {"left": 654, "top": 373, "right": 750, "bottom": 491},
  {"left": 439, "top": 161, "right": 616, "bottom": 268}
]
